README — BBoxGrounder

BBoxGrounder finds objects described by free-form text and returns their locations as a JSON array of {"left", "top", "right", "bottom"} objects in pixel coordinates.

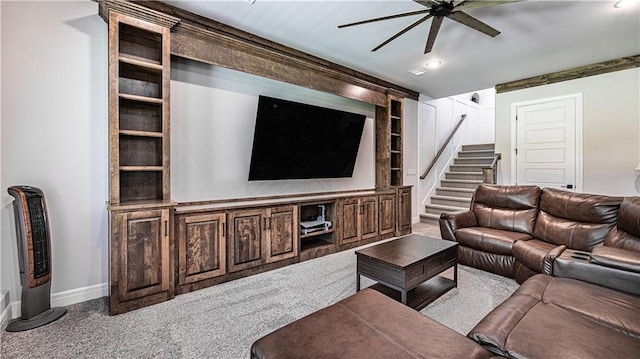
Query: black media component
[{"left": 248, "top": 96, "right": 366, "bottom": 181}]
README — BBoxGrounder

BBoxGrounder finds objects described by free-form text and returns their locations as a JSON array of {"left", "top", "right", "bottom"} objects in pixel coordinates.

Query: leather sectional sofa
[
  {"left": 439, "top": 184, "right": 623, "bottom": 283},
  {"left": 251, "top": 185, "right": 640, "bottom": 358}
]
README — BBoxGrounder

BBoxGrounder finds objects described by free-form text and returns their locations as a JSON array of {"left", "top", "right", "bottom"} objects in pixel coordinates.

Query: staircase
[{"left": 420, "top": 143, "right": 495, "bottom": 223}]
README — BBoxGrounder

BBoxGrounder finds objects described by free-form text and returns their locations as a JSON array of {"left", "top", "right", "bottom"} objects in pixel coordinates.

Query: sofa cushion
[
  {"left": 533, "top": 188, "right": 622, "bottom": 250},
  {"left": 472, "top": 184, "right": 540, "bottom": 235},
  {"left": 512, "top": 239, "right": 558, "bottom": 272},
  {"left": 251, "top": 289, "right": 494, "bottom": 359},
  {"left": 468, "top": 275, "right": 640, "bottom": 358},
  {"left": 604, "top": 196, "right": 640, "bottom": 251},
  {"left": 456, "top": 227, "right": 532, "bottom": 256},
  {"left": 458, "top": 246, "right": 515, "bottom": 278}
]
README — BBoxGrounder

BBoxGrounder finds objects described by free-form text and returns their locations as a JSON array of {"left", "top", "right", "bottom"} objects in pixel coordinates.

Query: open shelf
[
  {"left": 119, "top": 170, "right": 163, "bottom": 203},
  {"left": 299, "top": 201, "right": 336, "bottom": 254},
  {"left": 119, "top": 22, "right": 162, "bottom": 64},
  {"left": 119, "top": 61, "right": 163, "bottom": 99}
]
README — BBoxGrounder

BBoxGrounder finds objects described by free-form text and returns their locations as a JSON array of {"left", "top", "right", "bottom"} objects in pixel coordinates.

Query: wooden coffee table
[{"left": 355, "top": 234, "right": 458, "bottom": 310}]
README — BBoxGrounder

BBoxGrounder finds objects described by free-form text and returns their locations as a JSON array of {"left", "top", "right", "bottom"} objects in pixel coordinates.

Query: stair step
[
  {"left": 449, "top": 164, "right": 485, "bottom": 173},
  {"left": 436, "top": 187, "right": 475, "bottom": 198},
  {"left": 454, "top": 157, "right": 494, "bottom": 165},
  {"left": 458, "top": 150, "right": 495, "bottom": 158},
  {"left": 445, "top": 172, "right": 484, "bottom": 181},
  {"left": 462, "top": 143, "right": 495, "bottom": 151},
  {"left": 424, "top": 203, "right": 468, "bottom": 215},
  {"left": 431, "top": 195, "right": 471, "bottom": 208},
  {"left": 419, "top": 213, "right": 441, "bottom": 224},
  {"left": 440, "top": 179, "right": 483, "bottom": 189}
]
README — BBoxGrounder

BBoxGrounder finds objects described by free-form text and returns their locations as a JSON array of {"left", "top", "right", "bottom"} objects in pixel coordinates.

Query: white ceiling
[{"left": 165, "top": 0, "right": 640, "bottom": 98}]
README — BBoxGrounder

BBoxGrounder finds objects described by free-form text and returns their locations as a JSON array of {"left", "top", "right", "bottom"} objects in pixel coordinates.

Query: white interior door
[{"left": 515, "top": 96, "right": 581, "bottom": 190}]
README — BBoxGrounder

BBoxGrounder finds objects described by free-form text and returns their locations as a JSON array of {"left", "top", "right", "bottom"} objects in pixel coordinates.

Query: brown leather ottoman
[{"left": 251, "top": 288, "right": 494, "bottom": 359}]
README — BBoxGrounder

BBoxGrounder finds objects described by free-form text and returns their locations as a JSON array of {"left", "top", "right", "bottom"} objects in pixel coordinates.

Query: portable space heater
[{"left": 6, "top": 185, "right": 66, "bottom": 332}]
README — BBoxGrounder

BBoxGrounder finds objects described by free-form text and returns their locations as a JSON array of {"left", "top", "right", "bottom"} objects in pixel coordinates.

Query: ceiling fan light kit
[
  {"left": 426, "top": 60, "right": 442, "bottom": 69},
  {"left": 338, "top": 0, "right": 518, "bottom": 54}
]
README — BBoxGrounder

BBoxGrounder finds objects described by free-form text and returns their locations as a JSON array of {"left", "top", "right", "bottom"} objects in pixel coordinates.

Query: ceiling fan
[{"left": 338, "top": 0, "right": 518, "bottom": 54}]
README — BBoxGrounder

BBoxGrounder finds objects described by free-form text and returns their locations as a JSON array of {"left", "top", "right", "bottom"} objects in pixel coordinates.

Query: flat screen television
[{"left": 248, "top": 96, "right": 367, "bottom": 181}]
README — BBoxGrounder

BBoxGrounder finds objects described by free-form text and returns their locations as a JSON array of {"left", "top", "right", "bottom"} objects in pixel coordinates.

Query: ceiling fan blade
[
  {"left": 453, "top": 0, "right": 519, "bottom": 11},
  {"left": 338, "top": 9, "right": 429, "bottom": 28},
  {"left": 447, "top": 11, "right": 500, "bottom": 37},
  {"left": 425, "top": 16, "right": 444, "bottom": 54},
  {"left": 372, "top": 14, "right": 433, "bottom": 52}
]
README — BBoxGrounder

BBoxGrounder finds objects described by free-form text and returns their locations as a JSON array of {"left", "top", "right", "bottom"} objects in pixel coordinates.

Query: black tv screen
[{"left": 248, "top": 96, "right": 366, "bottom": 181}]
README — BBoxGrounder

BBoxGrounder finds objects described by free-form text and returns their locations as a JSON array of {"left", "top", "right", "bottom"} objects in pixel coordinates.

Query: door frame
[{"left": 510, "top": 93, "right": 584, "bottom": 191}]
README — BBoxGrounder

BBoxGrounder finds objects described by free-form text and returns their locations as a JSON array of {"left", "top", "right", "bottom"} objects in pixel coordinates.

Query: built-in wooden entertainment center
[{"left": 100, "top": 0, "right": 419, "bottom": 314}]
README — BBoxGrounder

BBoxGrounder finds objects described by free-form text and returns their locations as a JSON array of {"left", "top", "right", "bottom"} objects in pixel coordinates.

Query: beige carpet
[{"left": 1, "top": 223, "right": 518, "bottom": 358}]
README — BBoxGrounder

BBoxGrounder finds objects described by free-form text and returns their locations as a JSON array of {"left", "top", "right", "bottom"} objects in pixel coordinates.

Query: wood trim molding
[
  {"left": 98, "top": 0, "right": 419, "bottom": 104},
  {"left": 496, "top": 55, "right": 640, "bottom": 93},
  {"left": 99, "top": 0, "right": 180, "bottom": 29}
]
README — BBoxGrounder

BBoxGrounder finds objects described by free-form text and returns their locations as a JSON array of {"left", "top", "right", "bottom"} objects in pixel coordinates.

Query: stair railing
[
  {"left": 420, "top": 114, "right": 467, "bottom": 180},
  {"left": 482, "top": 153, "right": 502, "bottom": 184}
]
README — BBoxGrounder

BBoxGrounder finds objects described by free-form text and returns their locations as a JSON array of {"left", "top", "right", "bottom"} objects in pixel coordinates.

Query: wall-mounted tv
[{"left": 248, "top": 96, "right": 367, "bottom": 181}]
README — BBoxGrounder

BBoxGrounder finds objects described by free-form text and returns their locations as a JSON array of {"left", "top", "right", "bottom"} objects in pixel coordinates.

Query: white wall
[
  {"left": 1, "top": 0, "right": 109, "bottom": 319},
  {"left": 170, "top": 58, "right": 376, "bottom": 201},
  {"left": 495, "top": 68, "right": 640, "bottom": 196}
]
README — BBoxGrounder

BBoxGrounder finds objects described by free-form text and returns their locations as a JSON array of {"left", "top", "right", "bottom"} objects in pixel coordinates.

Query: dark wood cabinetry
[
  {"left": 397, "top": 186, "right": 412, "bottom": 236},
  {"left": 378, "top": 193, "right": 396, "bottom": 237},
  {"left": 338, "top": 196, "right": 378, "bottom": 249},
  {"left": 376, "top": 94, "right": 404, "bottom": 189},
  {"left": 110, "top": 208, "right": 173, "bottom": 315},
  {"left": 109, "top": 13, "right": 170, "bottom": 205},
  {"left": 228, "top": 205, "right": 298, "bottom": 273},
  {"left": 104, "top": 2, "right": 413, "bottom": 315},
  {"left": 176, "top": 212, "right": 226, "bottom": 292}
]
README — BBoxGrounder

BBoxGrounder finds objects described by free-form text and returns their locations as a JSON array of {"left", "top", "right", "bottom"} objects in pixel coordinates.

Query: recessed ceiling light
[
  {"left": 425, "top": 60, "right": 442, "bottom": 69},
  {"left": 409, "top": 68, "right": 426, "bottom": 76},
  {"left": 614, "top": 0, "right": 638, "bottom": 8}
]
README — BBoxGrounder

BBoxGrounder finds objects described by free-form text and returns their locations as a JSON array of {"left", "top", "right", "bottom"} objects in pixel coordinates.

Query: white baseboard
[{"left": 9, "top": 282, "right": 108, "bottom": 320}]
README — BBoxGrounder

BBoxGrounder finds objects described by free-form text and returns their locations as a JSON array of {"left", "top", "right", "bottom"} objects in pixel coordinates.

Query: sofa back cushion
[
  {"left": 472, "top": 184, "right": 540, "bottom": 235},
  {"left": 534, "top": 188, "right": 622, "bottom": 250},
  {"left": 604, "top": 196, "right": 640, "bottom": 252}
]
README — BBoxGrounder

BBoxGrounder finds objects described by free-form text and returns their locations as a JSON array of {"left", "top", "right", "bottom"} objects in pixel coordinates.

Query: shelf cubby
[
  {"left": 118, "top": 23, "right": 162, "bottom": 64},
  {"left": 119, "top": 62, "right": 163, "bottom": 99},
  {"left": 119, "top": 135, "right": 163, "bottom": 167},
  {"left": 119, "top": 171, "right": 163, "bottom": 203},
  {"left": 299, "top": 201, "right": 336, "bottom": 256}
]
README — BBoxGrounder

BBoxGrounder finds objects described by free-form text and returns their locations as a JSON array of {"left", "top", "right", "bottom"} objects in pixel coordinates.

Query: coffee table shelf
[{"left": 369, "top": 276, "right": 456, "bottom": 311}]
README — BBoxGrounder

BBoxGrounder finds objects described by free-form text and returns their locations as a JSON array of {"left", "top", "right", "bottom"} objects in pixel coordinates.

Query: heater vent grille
[{"left": 25, "top": 193, "right": 50, "bottom": 279}]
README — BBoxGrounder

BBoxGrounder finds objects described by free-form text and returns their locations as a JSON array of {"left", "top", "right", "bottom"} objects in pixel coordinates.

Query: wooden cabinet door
[
  {"left": 339, "top": 198, "right": 361, "bottom": 244},
  {"left": 398, "top": 187, "right": 412, "bottom": 235},
  {"left": 111, "top": 208, "right": 172, "bottom": 314},
  {"left": 228, "top": 209, "right": 265, "bottom": 272},
  {"left": 265, "top": 205, "right": 298, "bottom": 263},
  {"left": 378, "top": 194, "right": 396, "bottom": 236},
  {"left": 361, "top": 196, "right": 379, "bottom": 240},
  {"left": 177, "top": 213, "right": 226, "bottom": 285}
]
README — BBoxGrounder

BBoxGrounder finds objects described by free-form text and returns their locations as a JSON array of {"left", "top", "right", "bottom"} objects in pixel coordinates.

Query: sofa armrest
[
  {"left": 590, "top": 246, "right": 640, "bottom": 273},
  {"left": 439, "top": 210, "right": 478, "bottom": 242},
  {"left": 552, "top": 249, "right": 640, "bottom": 296},
  {"left": 542, "top": 245, "right": 566, "bottom": 275}
]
